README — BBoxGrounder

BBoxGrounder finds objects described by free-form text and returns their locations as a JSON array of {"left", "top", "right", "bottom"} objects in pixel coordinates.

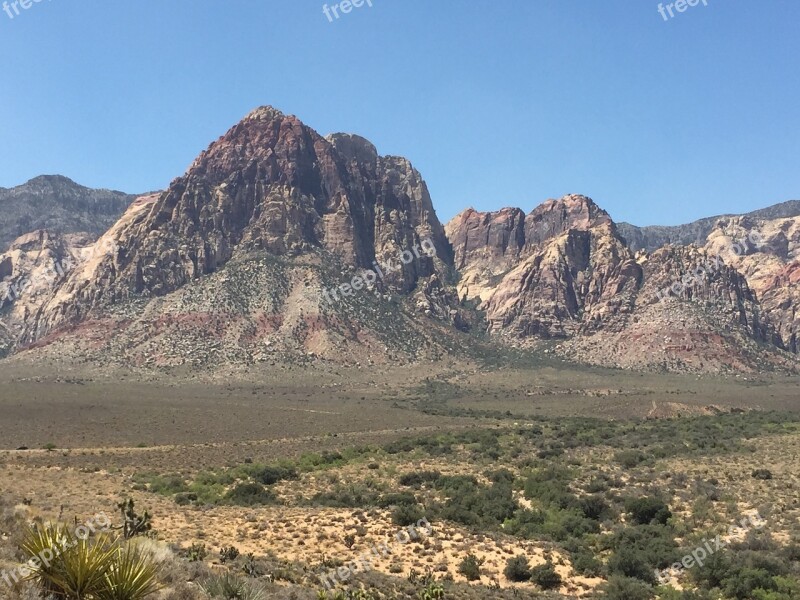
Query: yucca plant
[
  {"left": 19, "top": 523, "right": 72, "bottom": 596},
  {"left": 96, "top": 544, "right": 161, "bottom": 600},
  {"left": 199, "top": 572, "right": 265, "bottom": 600},
  {"left": 41, "top": 534, "right": 116, "bottom": 599}
]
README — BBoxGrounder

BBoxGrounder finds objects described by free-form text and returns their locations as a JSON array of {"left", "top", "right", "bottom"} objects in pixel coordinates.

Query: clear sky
[{"left": 0, "top": 0, "right": 797, "bottom": 226}]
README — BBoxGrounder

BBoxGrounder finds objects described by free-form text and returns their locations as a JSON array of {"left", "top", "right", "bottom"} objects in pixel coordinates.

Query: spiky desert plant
[
  {"left": 19, "top": 523, "right": 72, "bottom": 596},
  {"left": 96, "top": 544, "right": 161, "bottom": 600},
  {"left": 199, "top": 573, "right": 265, "bottom": 600},
  {"left": 42, "top": 534, "right": 116, "bottom": 599},
  {"left": 117, "top": 499, "right": 152, "bottom": 540},
  {"left": 418, "top": 582, "right": 445, "bottom": 600}
]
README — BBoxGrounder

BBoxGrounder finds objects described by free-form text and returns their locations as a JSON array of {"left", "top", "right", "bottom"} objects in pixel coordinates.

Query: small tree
[{"left": 117, "top": 498, "right": 153, "bottom": 539}]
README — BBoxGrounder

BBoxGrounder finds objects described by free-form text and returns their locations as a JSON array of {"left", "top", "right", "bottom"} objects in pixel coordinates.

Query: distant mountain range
[
  {"left": 617, "top": 200, "right": 800, "bottom": 252},
  {"left": 0, "top": 175, "right": 138, "bottom": 252},
  {"left": 0, "top": 107, "right": 797, "bottom": 374}
]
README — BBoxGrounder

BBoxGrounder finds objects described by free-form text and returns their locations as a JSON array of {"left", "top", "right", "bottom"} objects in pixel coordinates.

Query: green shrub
[
  {"left": 391, "top": 504, "right": 425, "bottom": 527},
  {"left": 457, "top": 553, "right": 484, "bottom": 581},
  {"left": 398, "top": 470, "right": 441, "bottom": 487},
  {"left": 723, "top": 567, "right": 777, "bottom": 599},
  {"left": 435, "top": 475, "right": 516, "bottom": 528},
  {"left": 377, "top": 492, "right": 418, "bottom": 508},
  {"left": 523, "top": 465, "right": 578, "bottom": 509},
  {"left": 599, "top": 575, "right": 654, "bottom": 600},
  {"left": 603, "top": 524, "right": 680, "bottom": 571},
  {"left": 608, "top": 546, "right": 656, "bottom": 584},
  {"left": 690, "top": 550, "right": 732, "bottom": 589},
  {"left": 625, "top": 497, "right": 671, "bottom": 525},
  {"left": 571, "top": 548, "right": 604, "bottom": 577},
  {"left": 614, "top": 450, "right": 651, "bottom": 469},
  {"left": 223, "top": 483, "right": 275, "bottom": 506},
  {"left": 503, "top": 555, "right": 531, "bottom": 582},
  {"left": 530, "top": 561, "right": 562, "bottom": 590},
  {"left": 146, "top": 473, "right": 188, "bottom": 495},
  {"left": 251, "top": 464, "right": 299, "bottom": 485},
  {"left": 579, "top": 495, "right": 611, "bottom": 520},
  {"left": 174, "top": 492, "right": 198, "bottom": 506},
  {"left": 586, "top": 477, "right": 610, "bottom": 493},
  {"left": 311, "top": 484, "right": 380, "bottom": 508}
]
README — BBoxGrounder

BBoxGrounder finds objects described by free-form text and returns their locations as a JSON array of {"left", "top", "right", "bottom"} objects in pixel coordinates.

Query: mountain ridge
[
  {"left": 0, "top": 175, "right": 139, "bottom": 252},
  {"left": 617, "top": 199, "right": 800, "bottom": 252},
  {"left": 1, "top": 107, "right": 798, "bottom": 374}
]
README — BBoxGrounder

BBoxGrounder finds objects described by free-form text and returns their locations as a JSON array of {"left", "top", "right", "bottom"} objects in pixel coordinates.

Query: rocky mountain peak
[
  {"left": 525, "top": 194, "right": 613, "bottom": 244},
  {"left": 12, "top": 107, "right": 461, "bottom": 361},
  {"left": 243, "top": 105, "right": 287, "bottom": 121},
  {"left": 0, "top": 176, "right": 136, "bottom": 252},
  {"left": 326, "top": 133, "right": 379, "bottom": 164}
]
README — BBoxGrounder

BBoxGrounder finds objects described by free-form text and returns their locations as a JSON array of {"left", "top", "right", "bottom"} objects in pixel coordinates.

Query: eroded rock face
[
  {"left": 0, "top": 229, "right": 117, "bottom": 356},
  {"left": 2, "top": 107, "right": 797, "bottom": 374},
  {"left": 448, "top": 195, "right": 642, "bottom": 338},
  {"left": 446, "top": 195, "right": 798, "bottom": 373},
  {"left": 9, "top": 108, "right": 464, "bottom": 367},
  {"left": 699, "top": 215, "right": 800, "bottom": 354},
  {"left": 23, "top": 108, "right": 456, "bottom": 343}
]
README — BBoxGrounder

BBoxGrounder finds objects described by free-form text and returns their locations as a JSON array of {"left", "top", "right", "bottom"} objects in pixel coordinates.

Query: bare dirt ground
[{"left": 1, "top": 355, "right": 797, "bottom": 450}]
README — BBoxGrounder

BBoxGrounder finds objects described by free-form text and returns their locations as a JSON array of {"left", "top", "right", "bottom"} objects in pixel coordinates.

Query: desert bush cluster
[{"left": 3, "top": 410, "right": 798, "bottom": 599}]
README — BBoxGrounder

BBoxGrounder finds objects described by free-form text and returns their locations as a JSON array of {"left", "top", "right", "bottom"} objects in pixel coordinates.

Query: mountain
[
  {"left": 0, "top": 175, "right": 137, "bottom": 252},
  {"left": 447, "top": 196, "right": 642, "bottom": 338},
  {"left": 617, "top": 200, "right": 800, "bottom": 252},
  {"left": 1, "top": 107, "right": 797, "bottom": 375},
  {"left": 447, "top": 198, "right": 799, "bottom": 374},
  {"left": 7, "top": 107, "right": 466, "bottom": 370}
]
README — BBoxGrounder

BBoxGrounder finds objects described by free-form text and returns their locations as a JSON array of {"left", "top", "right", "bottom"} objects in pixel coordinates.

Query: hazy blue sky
[{"left": 0, "top": 0, "right": 797, "bottom": 225}]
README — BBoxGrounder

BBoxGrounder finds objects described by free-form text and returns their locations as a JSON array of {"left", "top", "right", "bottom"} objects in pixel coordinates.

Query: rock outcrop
[
  {"left": 1, "top": 107, "right": 797, "bottom": 375},
  {"left": 448, "top": 195, "right": 642, "bottom": 338},
  {"left": 447, "top": 196, "right": 798, "bottom": 374}
]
